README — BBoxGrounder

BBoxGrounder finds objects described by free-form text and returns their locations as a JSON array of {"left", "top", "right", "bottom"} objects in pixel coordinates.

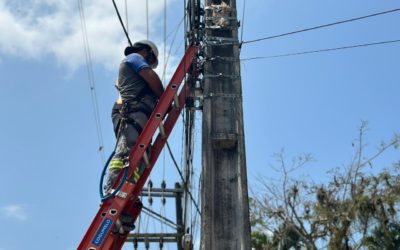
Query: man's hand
[{"left": 139, "top": 69, "right": 164, "bottom": 98}]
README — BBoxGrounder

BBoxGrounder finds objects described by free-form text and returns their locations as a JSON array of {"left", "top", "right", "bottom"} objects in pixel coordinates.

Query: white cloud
[
  {"left": 0, "top": 0, "right": 179, "bottom": 73},
  {"left": 0, "top": 204, "right": 28, "bottom": 221}
]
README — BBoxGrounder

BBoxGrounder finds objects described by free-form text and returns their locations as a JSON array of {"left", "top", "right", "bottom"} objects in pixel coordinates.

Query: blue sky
[{"left": 0, "top": 0, "right": 399, "bottom": 249}]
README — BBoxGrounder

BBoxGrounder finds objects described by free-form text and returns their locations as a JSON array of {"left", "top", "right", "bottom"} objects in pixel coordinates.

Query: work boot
[
  {"left": 120, "top": 212, "right": 136, "bottom": 232},
  {"left": 111, "top": 212, "right": 136, "bottom": 235}
]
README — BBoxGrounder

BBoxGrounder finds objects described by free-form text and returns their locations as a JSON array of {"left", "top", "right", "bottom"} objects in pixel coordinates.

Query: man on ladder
[
  {"left": 105, "top": 40, "right": 164, "bottom": 232},
  {"left": 78, "top": 41, "right": 199, "bottom": 249}
]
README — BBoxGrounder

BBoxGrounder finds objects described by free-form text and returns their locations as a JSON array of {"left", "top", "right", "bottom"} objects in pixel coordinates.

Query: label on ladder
[{"left": 92, "top": 218, "right": 112, "bottom": 246}]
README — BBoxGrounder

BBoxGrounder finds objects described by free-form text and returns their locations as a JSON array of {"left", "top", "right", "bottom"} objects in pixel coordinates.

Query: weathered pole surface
[{"left": 201, "top": 0, "right": 251, "bottom": 249}]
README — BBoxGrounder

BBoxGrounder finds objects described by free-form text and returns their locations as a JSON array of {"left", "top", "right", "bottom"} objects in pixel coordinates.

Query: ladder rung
[
  {"left": 173, "top": 94, "right": 180, "bottom": 108},
  {"left": 158, "top": 122, "right": 166, "bottom": 138},
  {"left": 142, "top": 151, "right": 150, "bottom": 166},
  {"left": 115, "top": 219, "right": 125, "bottom": 234}
]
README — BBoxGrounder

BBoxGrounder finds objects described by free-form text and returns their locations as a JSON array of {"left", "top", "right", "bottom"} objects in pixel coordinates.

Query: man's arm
[{"left": 139, "top": 69, "right": 164, "bottom": 98}]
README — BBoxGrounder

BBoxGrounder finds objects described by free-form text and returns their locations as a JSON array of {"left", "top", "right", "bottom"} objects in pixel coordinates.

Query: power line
[
  {"left": 240, "top": 0, "right": 246, "bottom": 43},
  {"left": 146, "top": 0, "right": 149, "bottom": 39},
  {"left": 166, "top": 142, "right": 201, "bottom": 216},
  {"left": 184, "top": 0, "right": 188, "bottom": 48},
  {"left": 242, "top": 8, "right": 400, "bottom": 45},
  {"left": 162, "top": 18, "right": 185, "bottom": 83},
  {"left": 161, "top": 0, "right": 200, "bottom": 218},
  {"left": 241, "top": 39, "right": 400, "bottom": 61},
  {"left": 112, "top": 0, "right": 132, "bottom": 46},
  {"left": 166, "top": 17, "right": 184, "bottom": 40},
  {"left": 78, "top": 0, "right": 105, "bottom": 164},
  {"left": 124, "top": 0, "right": 129, "bottom": 34},
  {"left": 163, "top": 0, "right": 167, "bottom": 86}
]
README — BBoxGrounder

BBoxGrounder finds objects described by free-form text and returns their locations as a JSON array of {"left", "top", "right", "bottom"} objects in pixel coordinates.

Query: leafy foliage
[{"left": 251, "top": 124, "right": 400, "bottom": 250}]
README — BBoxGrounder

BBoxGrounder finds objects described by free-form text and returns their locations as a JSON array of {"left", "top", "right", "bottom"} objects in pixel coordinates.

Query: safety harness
[{"left": 109, "top": 87, "right": 157, "bottom": 177}]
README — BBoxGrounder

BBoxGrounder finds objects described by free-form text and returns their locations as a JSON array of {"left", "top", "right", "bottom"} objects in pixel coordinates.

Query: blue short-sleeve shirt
[
  {"left": 117, "top": 53, "right": 155, "bottom": 103},
  {"left": 124, "top": 53, "right": 150, "bottom": 74}
]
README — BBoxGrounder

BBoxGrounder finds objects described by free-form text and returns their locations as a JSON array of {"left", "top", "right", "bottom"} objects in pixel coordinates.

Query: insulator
[
  {"left": 159, "top": 237, "right": 164, "bottom": 249},
  {"left": 145, "top": 238, "right": 150, "bottom": 250},
  {"left": 148, "top": 180, "right": 153, "bottom": 189},
  {"left": 133, "top": 238, "right": 138, "bottom": 249},
  {"left": 161, "top": 196, "right": 166, "bottom": 205},
  {"left": 182, "top": 233, "right": 193, "bottom": 250},
  {"left": 161, "top": 180, "right": 166, "bottom": 189},
  {"left": 148, "top": 197, "right": 153, "bottom": 205}
]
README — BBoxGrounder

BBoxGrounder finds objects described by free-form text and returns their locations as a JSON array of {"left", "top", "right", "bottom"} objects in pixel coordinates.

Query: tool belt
[
  {"left": 119, "top": 92, "right": 158, "bottom": 135},
  {"left": 121, "top": 100, "right": 153, "bottom": 119}
]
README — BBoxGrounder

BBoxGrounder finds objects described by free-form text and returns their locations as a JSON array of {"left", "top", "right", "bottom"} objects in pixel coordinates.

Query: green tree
[
  {"left": 250, "top": 123, "right": 400, "bottom": 250},
  {"left": 362, "top": 222, "right": 400, "bottom": 250}
]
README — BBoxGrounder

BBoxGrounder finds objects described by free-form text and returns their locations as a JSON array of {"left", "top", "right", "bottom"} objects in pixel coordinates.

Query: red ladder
[{"left": 78, "top": 45, "right": 199, "bottom": 250}]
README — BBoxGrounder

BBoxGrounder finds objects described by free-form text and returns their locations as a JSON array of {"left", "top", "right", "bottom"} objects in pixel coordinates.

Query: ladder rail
[
  {"left": 104, "top": 83, "right": 190, "bottom": 247},
  {"left": 78, "top": 46, "right": 198, "bottom": 250},
  {"left": 125, "top": 46, "right": 199, "bottom": 180}
]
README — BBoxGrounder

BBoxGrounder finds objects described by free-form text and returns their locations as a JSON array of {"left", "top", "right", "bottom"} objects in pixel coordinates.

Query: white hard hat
[{"left": 134, "top": 40, "right": 159, "bottom": 69}]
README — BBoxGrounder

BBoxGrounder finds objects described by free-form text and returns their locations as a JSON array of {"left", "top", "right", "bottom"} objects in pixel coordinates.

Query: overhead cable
[
  {"left": 142, "top": 206, "right": 178, "bottom": 230},
  {"left": 78, "top": 0, "right": 105, "bottom": 164},
  {"left": 166, "top": 142, "right": 201, "bottom": 216},
  {"left": 241, "top": 39, "right": 400, "bottom": 61},
  {"left": 146, "top": 0, "right": 149, "bottom": 39},
  {"left": 242, "top": 8, "right": 400, "bottom": 45},
  {"left": 112, "top": 0, "right": 132, "bottom": 46},
  {"left": 162, "top": 18, "right": 185, "bottom": 83},
  {"left": 184, "top": 0, "right": 188, "bottom": 48},
  {"left": 166, "top": 17, "right": 184, "bottom": 40},
  {"left": 240, "top": 0, "right": 246, "bottom": 44},
  {"left": 161, "top": 0, "right": 201, "bottom": 219},
  {"left": 163, "top": 0, "right": 167, "bottom": 86},
  {"left": 124, "top": 0, "right": 129, "bottom": 33}
]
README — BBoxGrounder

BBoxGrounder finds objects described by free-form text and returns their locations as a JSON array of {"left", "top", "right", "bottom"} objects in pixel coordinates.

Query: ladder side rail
[
  {"left": 78, "top": 75, "right": 188, "bottom": 249},
  {"left": 107, "top": 84, "right": 190, "bottom": 247},
  {"left": 78, "top": 46, "right": 198, "bottom": 250},
  {"left": 102, "top": 198, "right": 142, "bottom": 249},
  {"left": 127, "top": 84, "right": 190, "bottom": 200},
  {"left": 125, "top": 46, "right": 199, "bottom": 179}
]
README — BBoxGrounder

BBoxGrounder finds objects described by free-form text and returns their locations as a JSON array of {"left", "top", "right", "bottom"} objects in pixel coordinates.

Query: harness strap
[
  {"left": 125, "top": 117, "right": 144, "bottom": 135},
  {"left": 121, "top": 98, "right": 154, "bottom": 118}
]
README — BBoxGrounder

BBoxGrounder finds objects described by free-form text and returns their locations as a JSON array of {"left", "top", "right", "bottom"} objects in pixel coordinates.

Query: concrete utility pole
[{"left": 201, "top": 0, "right": 251, "bottom": 249}]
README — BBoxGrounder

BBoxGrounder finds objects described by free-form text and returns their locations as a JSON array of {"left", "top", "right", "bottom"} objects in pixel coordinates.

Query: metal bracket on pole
[
  {"left": 204, "top": 36, "right": 239, "bottom": 46},
  {"left": 204, "top": 16, "right": 237, "bottom": 21},
  {"left": 205, "top": 56, "right": 240, "bottom": 62},
  {"left": 205, "top": 25, "right": 237, "bottom": 30},
  {"left": 203, "top": 93, "right": 242, "bottom": 99},
  {"left": 203, "top": 73, "right": 240, "bottom": 79}
]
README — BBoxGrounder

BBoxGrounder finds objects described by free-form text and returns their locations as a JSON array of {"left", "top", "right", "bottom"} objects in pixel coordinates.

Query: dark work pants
[{"left": 104, "top": 102, "right": 149, "bottom": 194}]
